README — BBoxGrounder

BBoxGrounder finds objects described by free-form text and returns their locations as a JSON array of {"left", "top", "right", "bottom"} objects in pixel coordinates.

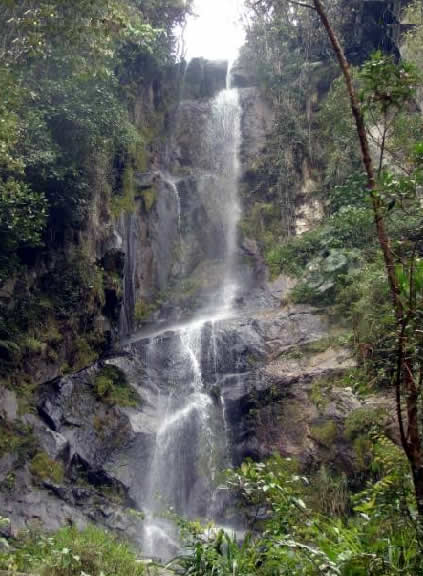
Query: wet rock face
[
  {"left": 0, "top": 361, "right": 149, "bottom": 541},
  {"left": 239, "top": 88, "right": 274, "bottom": 174},
  {"left": 2, "top": 285, "right": 395, "bottom": 542},
  {"left": 205, "top": 309, "right": 358, "bottom": 470},
  {"left": 347, "top": 0, "right": 402, "bottom": 63},
  {"left": 182, "top": 58, "right": 228, "bottom": 100}
]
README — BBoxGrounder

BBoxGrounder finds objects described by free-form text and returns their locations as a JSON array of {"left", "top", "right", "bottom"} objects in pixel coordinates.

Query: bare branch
[
  {"left": 287, "top": 0, "right": 315, "bottom": 9},
  {"left": 252, "top": 0, "right": 315, "bottom": 10}
]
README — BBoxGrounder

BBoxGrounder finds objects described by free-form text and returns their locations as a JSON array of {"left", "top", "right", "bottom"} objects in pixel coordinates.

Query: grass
[
  {"left": 5, "top": 525, "right": 144, "bottom": 576},
  {"left": 30, "top": 452, "right": 64, "bottom": 485},
  {"left": 71, "top": 337, "right": 98, "bottom": 372},
  {"left": 0, "top": 420, "right": 37, "bottom": 460}
]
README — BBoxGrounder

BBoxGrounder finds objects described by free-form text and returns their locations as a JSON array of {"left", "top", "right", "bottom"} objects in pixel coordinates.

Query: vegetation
[
  {"left": 0, "top": 420, "right": 37, "bottom": 461},
  {"left": 0, "top": 525, "right": 144, "bottom": 576},
  {"left": 171, "top": 447, "right": 421, "bottom": 575},
  {"left": 30, "top": 452, "right": 64, "bottom": 485},
  {"left": 0, "top": 0, "right": 192, "bottom": 384},
  {"left": 94, "top": 365, "right": 139, "bottom": 407}
]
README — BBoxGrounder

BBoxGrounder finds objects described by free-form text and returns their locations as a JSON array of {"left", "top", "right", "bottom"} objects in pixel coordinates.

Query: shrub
[
  {"left": 308, "top": 466, "right": 350, "bottom": 516},
  {"left": 344, "top": 407, "right": 388, "bottom": 440},
  {"left": 134, "top": 299, "right": 156, "bottom": 324}
]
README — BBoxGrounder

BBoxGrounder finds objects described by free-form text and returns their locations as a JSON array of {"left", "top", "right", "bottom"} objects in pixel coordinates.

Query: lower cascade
[
  {"left": 140, "top": 77, "right": 242, "bottom": 559},
  {"left": 142, "top": 324, "right": 221, "bottom": 558}
]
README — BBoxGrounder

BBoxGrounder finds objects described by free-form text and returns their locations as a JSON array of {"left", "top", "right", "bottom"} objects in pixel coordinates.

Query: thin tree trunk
[
  {"left": 310, "top": 0, "right": 423, "bottom": 535},
  {"left": 311, "top": 0, "right": 402, "bottom": 317}
]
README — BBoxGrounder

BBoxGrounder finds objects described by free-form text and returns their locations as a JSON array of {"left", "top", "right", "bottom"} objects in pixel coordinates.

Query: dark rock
[
  {"left": 37, "top": 427, "right": 70, "bottom": 461},
  {"left": 0, "top": 388, "right": 17, "bottom": 422},
  {"left": 101, "top": 249, "right": 125, "bottom": 276},
  {"left": 231, "top": 50, "right": 257, "bottom": 88},
  {"left": 183, "top": 58, "right": 228, "bottom": 100},
  {"left": 134, "top": 171, "right": 160, "bottom": 190}
]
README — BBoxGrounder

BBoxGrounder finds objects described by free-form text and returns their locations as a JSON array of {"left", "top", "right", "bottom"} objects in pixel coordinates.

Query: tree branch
[
  {"left": 253, "top": 0, "right": 315, "bottom": 10},
  {"left": 287, "top": 0, "right": 315, "bottom": 9},
  {"left": 311, "top": 0, "right": 402, "bottom": 320}
]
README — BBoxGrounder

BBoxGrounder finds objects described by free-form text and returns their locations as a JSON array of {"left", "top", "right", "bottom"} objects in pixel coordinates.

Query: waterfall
[
  {"left": 201, "top": 70, "right": 242, "bottom": 310},
  {"left": 141, "top": 64, "right": 242, "bottom": 560},
  {"left": 213, "top": 88, "right": 242, "bottom": 309}
]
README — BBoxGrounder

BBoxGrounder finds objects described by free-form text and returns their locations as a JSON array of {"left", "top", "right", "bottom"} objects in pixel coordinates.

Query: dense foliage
[
  {"left": 172, "top": 447, "right": 420, "bottom": 575},
  {"left": 0, "top": 0, "right": 191, "bottom": 384}
]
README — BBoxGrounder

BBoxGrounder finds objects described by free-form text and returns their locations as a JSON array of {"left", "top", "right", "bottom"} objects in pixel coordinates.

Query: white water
[
  {"left": 162, "top": 173, "right": 182, "bottom": 237},
  {"left": 141, "top": 65, "right": 242, "bottom": 560},
  {"left": 204, "top": 71, "right": 242, "bottom": 310}
]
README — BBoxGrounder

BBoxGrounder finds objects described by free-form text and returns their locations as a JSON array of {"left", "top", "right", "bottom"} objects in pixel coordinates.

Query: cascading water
[
  {"left": 207, "top": 72, "right": 242, "bottom": 309},
  {"left": 141, "top": 66, "right": 243, "bottom": 559}
]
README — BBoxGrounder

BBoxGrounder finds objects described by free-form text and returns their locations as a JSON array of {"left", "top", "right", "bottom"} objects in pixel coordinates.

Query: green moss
[
  {"left": 94, "top": 365, "right": 139, "bottom": 407},
  {"left": 134, "top": 299, "right": 156, "bottom": 324},
  {"left": 60, "top": 363, "right": 71, "bottom": 375},
  {"left": 283, "top": 334, "right": 352, "bottom": 362},
  {"left": 310, "top": 378, "right": 332, "bottom": 410},
  {"left": 170, "top": 260, "right": 225, "bottom": 307},
  {"left": 30, "top": 452, "right": 64, "bottom": 484},
  {"left": 3, "top": 471, "right": 16, "bottom": 491},
  {"left": 126, "top": 508, "right": 145, "bottom": 520},
  {"left": 140, "top": 187, "right": 156, "bottom": 212},
  {"left": 17, "top": 378, "right": 39, "bottom": 415},
  {"left": 97, "top": 484, "right": 126, "bottom": 505},
  {"left": 0, "top": 422, "right": 24, "bottom": 458},
  {"left": 111, "top": 165, "right": 135, "bottom": 216},
  {"left": 344, "top": 407, "right": 388, "bottom": 441},
  {"left": 310, "top": 421, "right": 338, "bottom": 447},
  {"left": 135, "top": 140, "right": 149, "bottom": 172}
]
